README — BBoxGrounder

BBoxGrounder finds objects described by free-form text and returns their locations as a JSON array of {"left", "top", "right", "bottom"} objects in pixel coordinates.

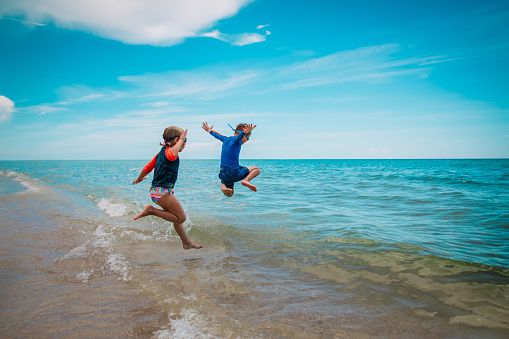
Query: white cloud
[
  {"left": 0, "top": 95, "right": 15, "bottom": 122},
  {"left": 0, "top": 0, "right": 252, "bottom": 46},
  {"left": 256, "top": 24, "right": 269, "bottom": 29}
]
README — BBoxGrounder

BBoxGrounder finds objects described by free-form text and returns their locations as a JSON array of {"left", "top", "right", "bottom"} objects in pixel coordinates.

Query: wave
[{"left": 0, "top": 170, "right": 46, "bottom": 194}]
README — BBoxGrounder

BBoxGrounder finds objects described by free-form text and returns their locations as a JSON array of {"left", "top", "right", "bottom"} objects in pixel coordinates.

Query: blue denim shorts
[{"left": 219, "top": 166, "right": 250, "bottom": 189}]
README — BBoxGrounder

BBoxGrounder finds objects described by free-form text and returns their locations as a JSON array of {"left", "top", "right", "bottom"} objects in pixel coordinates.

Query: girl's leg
[
  {"left": 158, "top": 194, "right": 203, "bottom": 249},
  {"left": 134, "top": 194, "right": 203, "bottom": 250},
  {"left": 241, "top": 166, "right": 260, "bottom": 191}
]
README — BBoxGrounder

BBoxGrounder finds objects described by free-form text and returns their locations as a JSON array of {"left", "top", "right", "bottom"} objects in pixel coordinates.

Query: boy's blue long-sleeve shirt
[{"left": 210, "top": 130, "right": 247, "bottom": 170}]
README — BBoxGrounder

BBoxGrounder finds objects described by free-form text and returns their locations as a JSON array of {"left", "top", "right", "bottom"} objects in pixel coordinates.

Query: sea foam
[{"left": 97, "top": 198, "right": 128, "bottom": 217}]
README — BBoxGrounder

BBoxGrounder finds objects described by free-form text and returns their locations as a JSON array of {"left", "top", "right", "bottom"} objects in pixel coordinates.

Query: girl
[{"left": 133, "top": 126, "right": 203, "bottom": 250}]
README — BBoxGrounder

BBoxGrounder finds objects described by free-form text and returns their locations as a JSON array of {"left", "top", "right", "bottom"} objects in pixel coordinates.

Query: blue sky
[{"left": 0, "top": 0, "right": 508, "bottom": 160}]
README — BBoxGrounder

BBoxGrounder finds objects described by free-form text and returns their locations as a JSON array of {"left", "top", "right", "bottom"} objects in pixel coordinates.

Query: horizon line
[{"left": 1, "top": 158, "right": 508, "bottom": 161}]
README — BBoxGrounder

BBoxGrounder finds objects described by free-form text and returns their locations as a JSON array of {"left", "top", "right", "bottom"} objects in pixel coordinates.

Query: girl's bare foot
[
  {"left": 183, "top": 242, "right": 204, "bottom": 250},
  {"left": 134, "top": 204, "right": 153, "bottom": 220},
  {"left": 241, "top": 179, "right": 257, "bottom": 192}
]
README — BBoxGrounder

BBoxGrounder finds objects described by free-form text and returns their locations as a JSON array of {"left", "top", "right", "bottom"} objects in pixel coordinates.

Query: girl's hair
[{"left": 160, "top": 126, "right": 184, "bottom": 147}]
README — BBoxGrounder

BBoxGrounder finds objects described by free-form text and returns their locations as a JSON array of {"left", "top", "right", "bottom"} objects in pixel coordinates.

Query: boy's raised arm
[
  {"left": 201, "top": 122, "right": 213, "bottom": 133},
  {"left": 203, "top": 122, "right": 227, "bottom": 142}
]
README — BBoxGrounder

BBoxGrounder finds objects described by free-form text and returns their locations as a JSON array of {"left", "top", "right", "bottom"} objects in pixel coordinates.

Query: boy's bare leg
[
  {"left": 134, "top": 194, "right": 203, "bottom": 250},
  {"left": 221, "top": 183, "right": 234, "bottom": 197},
  {"left": 241, "top": 166, "right": 261, "bottom": 192}
]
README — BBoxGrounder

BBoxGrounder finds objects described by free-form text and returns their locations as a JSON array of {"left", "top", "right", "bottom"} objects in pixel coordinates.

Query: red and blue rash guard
[
  {"left": 210, "top": 130, "right": 247, "bottom": 170},
  {"left": 143, "top": 146, "right": 179, "bottom": 188}
]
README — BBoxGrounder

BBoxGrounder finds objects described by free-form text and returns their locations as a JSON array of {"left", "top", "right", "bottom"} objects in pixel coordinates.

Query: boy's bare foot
[
  {"left": 183, "top": 242, "right": 204, "bottom": 250},
  {"left": 241, "top": 179, "right": 257, "bottom": 192},
  {"left": 134, "top": 204, "right": 153, "bottom": 220},
  {"left": 221, "top": 184, "right": 234, "bottom": 197}
]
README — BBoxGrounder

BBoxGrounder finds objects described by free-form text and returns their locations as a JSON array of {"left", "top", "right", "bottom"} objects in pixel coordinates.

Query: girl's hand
[
  {"left": 179, "top": 129, "right": 188, "bottom": 140},
  {"left": 132, "top": 177, "right": 146, "bottom": 185},
  {"left": 170, "top": 129, "right": 188, "bottom": 155}
]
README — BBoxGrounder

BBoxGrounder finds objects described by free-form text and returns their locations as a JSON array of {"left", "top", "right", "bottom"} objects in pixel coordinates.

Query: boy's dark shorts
[{"left": 219, "top": 166, "right": 250, "bottom": 189}]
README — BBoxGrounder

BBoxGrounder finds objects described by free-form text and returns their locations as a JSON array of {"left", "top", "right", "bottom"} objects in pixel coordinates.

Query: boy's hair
[
  {"left": 235, "top": 123, "right": 247, "bottom": 131},
  {"left": 161, "top": 126, "right": 184, "bottom": 147}
]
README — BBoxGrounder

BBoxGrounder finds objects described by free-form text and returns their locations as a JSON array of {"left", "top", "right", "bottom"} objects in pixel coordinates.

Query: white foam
[
  {"left": 3, "top": 170, "right": 43, "bottom": 193},
  {"left": 106, "top": 253, "right": 132, "bottom": 281},
  {"left": 97, "top": 198, "right": 128, "bottom": 217},
  {"left": 153, "top": 309, "right": 217, "bottom": 339},
  {"left": 93, "top": 225, "right": 114, "bottom": 248},
  {"left": 62, "top": 242, "right": 90, "bottom": 259},
  {"left": 76, "top": 269, "right": 94, "bottom": 283}
]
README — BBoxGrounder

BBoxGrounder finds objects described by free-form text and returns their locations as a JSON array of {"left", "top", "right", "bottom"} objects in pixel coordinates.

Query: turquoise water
[{"left": 1, "top": 159, "right": 508, "bottom": 337}]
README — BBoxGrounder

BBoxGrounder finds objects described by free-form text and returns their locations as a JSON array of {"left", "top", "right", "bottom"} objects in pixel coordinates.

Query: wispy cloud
[
  {"left": 200, "top": 26, "right": 270, "bottom": 46},
  {"left": 141, "top": 101, "right": 170, "bottom": 108},
  {"left": 15, "top": 44, "right": 457, "bottom": 120},
  {"left": 0, "top": 0, "right": 252, "bottom": 46},
  {"left": 23, "top": 105, "right": 70, "bottom": 115},
  {"left": 257, "top": 24, "right": 271, "bottom": 36},
  {"left": 256, "top": 44, "right": 454, "bottom": 93},
  {"left": 0, "top": 16, "right": 46, "bottom": 26},
  {"left": 120, "top": 69, "right": 261, "bottom": 100},
  {"left": 229, "top": 32, "right": 267, "bottom": 46},
  {"left": 120, "top": 44, "right": 453, "bottom": 102}
]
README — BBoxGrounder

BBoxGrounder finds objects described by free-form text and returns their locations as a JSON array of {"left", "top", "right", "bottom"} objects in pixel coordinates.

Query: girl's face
[{"left": 179, "top": 138, "right": 186, "bottom": 152}]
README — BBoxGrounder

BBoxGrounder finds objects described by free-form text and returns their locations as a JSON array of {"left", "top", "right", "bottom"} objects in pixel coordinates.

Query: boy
[{"left": 202, "top": 122, "right": 260, "bottom": 197}]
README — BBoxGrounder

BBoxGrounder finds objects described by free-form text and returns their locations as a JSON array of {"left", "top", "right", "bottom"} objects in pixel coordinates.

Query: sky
[{"left": 0, "top": 0, "right": 508, "bottom": 160}]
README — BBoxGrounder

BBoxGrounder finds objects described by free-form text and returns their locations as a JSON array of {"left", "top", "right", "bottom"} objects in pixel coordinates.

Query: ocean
[{"left": 0, "top": 159, "right": 508, "bottom": 338}]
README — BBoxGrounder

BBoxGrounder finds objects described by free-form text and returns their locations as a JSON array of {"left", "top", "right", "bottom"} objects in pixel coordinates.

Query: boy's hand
[
  {"left": 201, "top": 122, "right": 213, "bottom": 133},
  {"left": 245, "top": 123, "right": 256, "bottom": 137}
]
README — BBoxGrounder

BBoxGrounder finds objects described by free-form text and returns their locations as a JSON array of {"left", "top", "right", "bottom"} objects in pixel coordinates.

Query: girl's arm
[
  {"left": 133, "top": 154, "right": 157, "bottom": 184},
  {"left": 169, "top": 129, "right": 188, "bottom": 156},
  {"left": 132, "top": 170, "right": 149, "bottom": 185}
]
